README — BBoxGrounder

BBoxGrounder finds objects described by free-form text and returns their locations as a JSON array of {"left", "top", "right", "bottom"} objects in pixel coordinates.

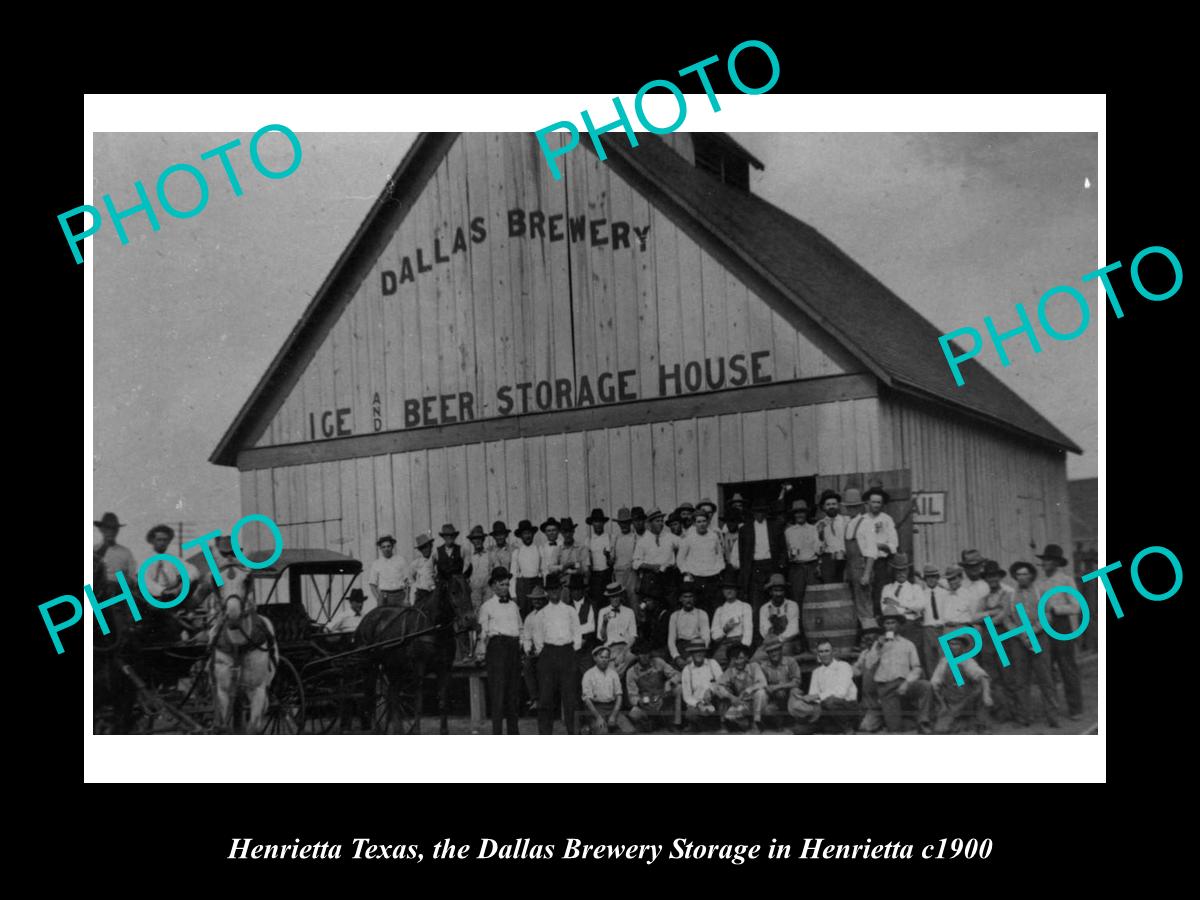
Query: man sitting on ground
[
  {"left": 581, "top": 646, "right": 633, "bottom": 734},
  {"left": 758, "top": 635, "right": 803, "bottom": 729},
  {"left": 681, "top": 640, "right": 723, "bottom": 732},
  {"left": 712, "top": 644, "right": 768, "bottom": 733},
  {"left": 930, "top": 634, "right": 993, "bottom": 734},
  {"left": 625, "top": 639, "right": 681, "bottom": 732},
  {"left": 795, "top": 639, "right": 859, "bottom": 733}
]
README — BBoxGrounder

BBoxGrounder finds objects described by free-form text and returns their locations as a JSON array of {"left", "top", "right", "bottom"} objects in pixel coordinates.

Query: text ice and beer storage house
[{"left": 212, "top": 132, "right": 1079, "bottom": 580}]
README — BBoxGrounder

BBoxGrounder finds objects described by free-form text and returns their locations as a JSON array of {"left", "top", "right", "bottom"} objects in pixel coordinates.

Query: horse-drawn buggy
[{"left": 92, "top": 546, "right": 462, "bottom": 735}]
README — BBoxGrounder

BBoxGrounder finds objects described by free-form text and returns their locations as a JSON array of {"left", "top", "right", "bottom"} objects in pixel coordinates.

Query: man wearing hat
[
  {"left": 625, "top": 638, "right": 682, "bottom": 731},
  {"left": 930, "top": 634, "right": 993, "bottom": 734},
  {"left": 369, "top": 534, "right": 408, "bottom": 608},
  {"left": 680, "top": 640, "right": 724, "bottom": 731},
  {"left": 696, "top": 497, "right": 718, "bottom": 527},
  {"left": 677, "top": 501, "right": 696, "bottom": 534},
  {"left": 975, "top": 559, "right": 1021, "bottom": 722},
  {"left": 581, "top": 645, "right": 634, "bottom": 734},
  {"left": 464, "top": 527, "right": 493, "bottom": 630},
  {"left": 727, "top": 492, "right": 748, "bottom": 520},
  {"left": 598, "top": 582, "right": 638, "bottom": 675},
  {"left": 816, "top": 490, "right": 848, "bottom": 584},
  {"left": 434, "top": 523, "right": 474, "bottom": 662},
  {"left": 527, "top": 581, "right": 583, "bottom": 734},
  {"left": 1035, "top": 543, "right": 1083, "bottom": 719},
  {"left": 585, "top": 508, "right": 614, "bottom": 611},
  {"left": 958, "top": 549, "right": 991, "bottom": 612},
  {"left": 94, "top": 512, "right": 138, "bottom": 592},
  {"left": 557, "top": 518, "right": 591, "bottom": 602},
  {"left": 710, "top": 569, "right": 753, "bottom": 664},
  {"left": 722, "top": 510, "right": 743, "bottom": 574},
  {"left": 784, "top": 499, "right": 820, "bottom": 610},
  {"left": 712, "top": 643, "right": 768, "bottom": 733},
  {"left": 901, "top": 563, "right": 948, "bottom": 675},
  {"left": 998, "top": 561, "right": 1061, "bottom": 728},
  {"left": 330, "top": 588, "right": 368, "bottom": 633},
  {"left": 878, "top": 553, "right": 922, "bottom": 661},
  {"left": 565, "top": 572, "right": 597, "bottom": 672},
  {"left": 941, "top": 565, "right": 984, "bottom": 627},
  {"left": 520, "top": 582, "right": 550, "bottom": 712},
  {"left": 477, "top": 567, "right": 523, "bottom": 734},
  {"left": 854, "top": 606, "right": 933, "bottom": 734},
  {"left": 677, "top": 507, "right": 726, "bottom": 616},
  {"left": 757, "top": 573, "right": 800, "bottom": 656},
  {"left": 406, "top": 533, "right": 437, "bottom": 609},
  {"left": 611, "top": 507, "right": 639, "bottom": 610},
  {"left": 758, "top": 634, "right": 804, "bottom": 728},
  {"left": 632, "top": 509, "right": 679, "bottom": 614},
  {"left": 841, "top": 488, "right": 875, "bottom": 633},
  {"left": 487, "top": 521, "right": 516, "bottom": 572},
  {"left": 737, "top": 498, "right": 786, "bottom": 623},
  {"left": 510, "top": 520, "right": 543, "bottom": 617},
  {"left": 538, "top": 517, "right": 565, "bottom": 590},
  {"left": 667, "top": 581, "right": 711, "bottom": 667},
  {"left": 862, "top": 487, "right": 899, "bottom": 615}
]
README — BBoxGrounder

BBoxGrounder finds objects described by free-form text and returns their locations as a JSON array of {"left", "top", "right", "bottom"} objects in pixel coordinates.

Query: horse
[
  {"left": 355, "top": 586, "right": 457, "bottom": 734},
  {"left": 205, "top": 563, "right": 278, "bottom": 734}
]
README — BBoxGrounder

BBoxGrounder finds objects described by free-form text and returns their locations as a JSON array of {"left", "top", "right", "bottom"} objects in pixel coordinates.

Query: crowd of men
[
  {"left": 92, "top": 487, "right": 1088, "bottom": 735},
  {"left": 347, "top": 489, "right": 1088, "bottom": 735}
]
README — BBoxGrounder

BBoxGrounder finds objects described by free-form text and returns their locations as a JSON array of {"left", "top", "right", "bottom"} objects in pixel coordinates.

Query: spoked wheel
[
  {"left": 303, "top": 667, "right": 345, "bottom": 734},
  {"left": 263, "top": 657, "right": 305, "bottom": 734},
  {"left": 372, "top": 667, "right": 423, "bottom": 734}
]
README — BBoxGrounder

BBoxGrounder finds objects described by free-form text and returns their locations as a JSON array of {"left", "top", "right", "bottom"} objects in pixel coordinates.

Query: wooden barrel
[{"left": 802, "top": 583, "right": 857, "bottom": 653}]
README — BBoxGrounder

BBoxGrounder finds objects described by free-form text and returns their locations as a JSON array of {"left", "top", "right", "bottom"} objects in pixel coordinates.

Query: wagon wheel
[
  {"left": 303, "top": 666, "right": 346, "bottom": 734},
  {"left": 263, "top": 657, "right": 305, "bottom": 734},
  {"left": 372, "top": 667, "right": 423, "bottom": 735}
]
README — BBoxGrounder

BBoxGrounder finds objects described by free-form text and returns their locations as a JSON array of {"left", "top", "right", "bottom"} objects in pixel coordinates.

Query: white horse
[{"left": 206, "top": 562, "right": 278, "bottom": 733}]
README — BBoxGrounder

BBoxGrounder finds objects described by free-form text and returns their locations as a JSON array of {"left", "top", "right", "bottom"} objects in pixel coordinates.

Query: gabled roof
[{"left": 212, "top": 132, "right": 1080, "bottom": 466}]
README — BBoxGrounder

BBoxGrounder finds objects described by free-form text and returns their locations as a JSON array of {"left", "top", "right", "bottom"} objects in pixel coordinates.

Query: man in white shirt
[
  {"left": 667, "top": 584, "right": 711, "bottom": 666},
  {"left": 862, "top": 487, "right": 899, "bottom": 617},
  {"left": 841, "top": 488, "right": 876, "bottom": 633},
  {"left": 878, "top": 553, "right": 922, "bottom": 664},
  {"left": 329, "top": 588, "right": 367, "bottom": 633},
  {"left": 476, "top": 566, "right": 523, "bottom": 734},
  {"left": 958, "top": 549, "right": 991, "bottom": 610},
  {"left": 585, "top": 508, "right": 614, "bottom": 612},
  {"left": 796, "top": 638, "right": 859, "bottom": 733},
  {"left": 597, "top": 582, "right": 638, "bottom": 674},
  {"left": 368, "top": 534, "right": 409, "bottom": 607},
  {"left": 676, "top": 508, "right": 725, "bottom": 615},
  {"left": 680, "top": 640, "right": 723, "bottom": 731},
  {"left": 465, "top": 525, "right": 492, "bottom": 612},
  {"left": 942, "top": 565, "right": 984, "bottom": 627},
  {"left": 529, "top": 583, "right": 582, "bottom": 734},
  {"left": 581, "top": 646, "right": 633, "bottom": 734},
  {"left": 757, "top": 573, "right": 800, "bottom": 656},
  {"left": 538, "top": 517, "right": 564, "bottom": 586},
  {"left": 737, "top": 499, "right": 785, "bottom": 622},
  {"left": 520, "top": 582, "right": 549, "bottom": 714},
  {"left": 611, "top": 508, "right": 639, "bottom": 614},
  {"left": 633, "top": 509, "right": 678, "bottom": 610},
  {"left": 816, "top": 490, "right": 848, "bottom": 584},
  {"left": 94, "top": 512, "right": 138, "bottom": 596},
  {"left": 710, "top": 571, "right": 753, "bottom": 664},
  {"left": 510, "top": 519, "right": 543, "bottom": 617},
  {"left": 784, "top": 499, "right": 820, "bottom": 611}
]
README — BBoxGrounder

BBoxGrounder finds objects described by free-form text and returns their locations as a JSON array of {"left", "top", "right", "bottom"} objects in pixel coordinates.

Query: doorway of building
[{"left": 718, "top": 477, "right": 818, "bottom": 521}]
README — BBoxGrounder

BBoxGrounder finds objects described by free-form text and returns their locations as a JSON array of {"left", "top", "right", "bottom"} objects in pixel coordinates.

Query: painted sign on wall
[{"left": 912, "top": 491, "right": 946, "bottom": 524}]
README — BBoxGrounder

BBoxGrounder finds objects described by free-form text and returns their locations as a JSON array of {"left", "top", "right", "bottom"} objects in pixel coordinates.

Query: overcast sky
[{"left": 93, "top": 131, "right": 1097, "bottom": 554}]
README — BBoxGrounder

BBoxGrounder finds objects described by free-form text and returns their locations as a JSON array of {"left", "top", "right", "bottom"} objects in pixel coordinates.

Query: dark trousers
[
  {"left": 818, "top": 554, "right": 845, "bottom": 585},
  {"left": 588, "top": 570, "right": 611, "bottom": 614},
  {"left": 870, "top": 557, "right": 892, "bottom": 619},
  {"left": 1049, "top": 614, "right": 1083, "bottom": 715},
  {"left": 870, "top": 677, "right": 933, "bottom": 732},
  {"left": 788, "top": 561, "right": 817, "bottom": 645},
  {"left": 484, "top": 635, "right": 521, "bottom": 734},
  {"left": 536, "top": 644, "right": 579, "bottom": 734},
  {"left": 979, "top": 642, "right": 1020, "bottom": 721},
  {"left": 515, "top": 577, "right": 540, "bottom": 618},
  {"left": 1012, "top": 640, "right": 1060, "bottom": 724},
  {"left": 745, "top": 561, "right": 775, "bottom": 625},
  {"left": 693, "top": 574, "right": 722, "bottom": 617},
  {"left": 934, "top": 681, "right": 985, "bottom": 733},
  {"left": 522, "top": 652, "right": 539, "bottom": 704}
]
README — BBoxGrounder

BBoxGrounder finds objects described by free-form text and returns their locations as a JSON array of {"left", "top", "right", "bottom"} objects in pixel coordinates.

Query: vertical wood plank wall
[
  {"left": 255, "top": 133, "right": 859, "bottom": 448},
  {"left": 240, "top": 397, "right": 881, "bottom": 566},
  {"left": 879, "top": 398, "right": 1071, "bottom": 572}
]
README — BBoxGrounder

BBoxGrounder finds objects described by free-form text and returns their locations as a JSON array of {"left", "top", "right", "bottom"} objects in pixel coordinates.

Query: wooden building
[{"left": 212, "top": 132, "right": 1081, "bottom": 597}]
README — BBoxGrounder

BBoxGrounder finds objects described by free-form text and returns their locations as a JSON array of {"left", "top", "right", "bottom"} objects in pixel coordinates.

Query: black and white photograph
[{"left": 89, "top": 123, "right": 1099, "bottom": 744}]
